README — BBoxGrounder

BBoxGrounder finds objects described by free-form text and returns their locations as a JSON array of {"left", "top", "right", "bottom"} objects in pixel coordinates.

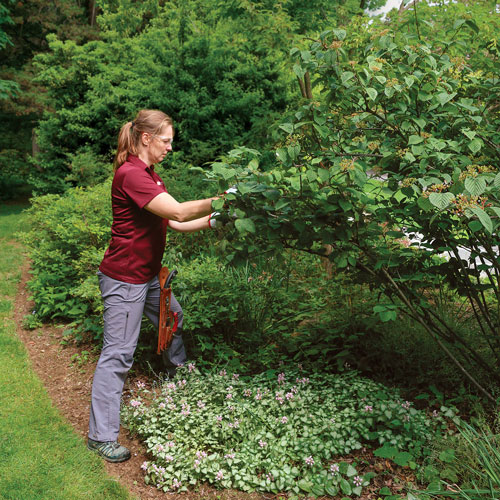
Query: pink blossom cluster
[
  {"left": 130, "top": 400, "right": 141, "bottom": 407},
  {"left": 305, "top": 456, "right": 315, "bottom": 466},
  {"left": 188, "top": 362, "right": 195, "bottom": 372},
  {"left": 216, "top": 470, "right": 224, "bottom": 481},
  {"left": 364, "top": 405, "right": 373, "bottom": 412},
  {"left": 171, "top": 478, "right": 182, "bottom": 490},
  {"left": 353, "top": 475, "right": 363, "bottom": 487},
  {"left": 197, "top": 400, "right": 205, "bottom": 409},
  {"left": 277, "top": 372, "right": 286, "bottom": 384},
  {"left": 219, "top": 369, "right": 227, "bottom": 376},
  {"left": 330, "top": 463, "right": 339, "bottom": 474},
  {"left": 259, "top": 439, "right": 267, "bottom": 448}
]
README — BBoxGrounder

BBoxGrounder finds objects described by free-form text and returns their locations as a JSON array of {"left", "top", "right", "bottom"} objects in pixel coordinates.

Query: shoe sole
[{"left": 87, "top": 444, "right": 131, "bottom": 463}]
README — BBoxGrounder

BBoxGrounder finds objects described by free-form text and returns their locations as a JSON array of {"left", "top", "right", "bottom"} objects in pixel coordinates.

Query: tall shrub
[{"left": 206, "top": 4, "right": 500, "bottom": 399}]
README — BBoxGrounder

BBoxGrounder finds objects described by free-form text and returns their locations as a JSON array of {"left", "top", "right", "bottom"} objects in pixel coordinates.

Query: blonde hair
[{"left": 113, "top": 109, "right": 173, "bottom": 171}]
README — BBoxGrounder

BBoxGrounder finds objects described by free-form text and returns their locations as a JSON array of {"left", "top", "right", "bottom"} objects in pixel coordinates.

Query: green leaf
[
  {"left": 279, "top": 123, "right": 293, "bottom": 134},
  {"left": 428, "top": 192, "right": 455, "bottom": 210},
  {"left": 436, "top": 92, "right": 456, "bottom": 106},
  {"left": 464, "top": 176, "right": 486, "bottom": 196},
  {"left": 468, "top": 138, "right": 482, "bottom": 154},
  {"left": 340, "top": 478, "right": 352, "bottom": 496},
  {"left": 408, "top": 135, "right": 424, "bottom": 145},
  {"left": 346, "top": 464, "right": 357, "bottom": 477},
  {"left": 453, "top": 19, "right": 466, "bottom": 30},
  {"left": 341, "top": 71, "right": 355, "bottom": 85},
  {"left": 394, "top": 451, "right": 413, "bottom": 466},
  {"left": 293, "top": 64, "right": 305, "bottom": 80},
  {"left": 465, "top": 19, "right": 479, "bottom": 33},
  {"left": 298, "top": 479, "right": 313, "bottom": 492},
  {"left": 494, "top": 173, "right": 500, "bottom": 189},
  {"left": 366, "top": 88, "right": 378, "bottom": 101},
  {"left": 374, "top": 444, "right": 397, "bottom": 459},
  {"left": 379, "top": 486, "right": 392, "bottom": 495},
  {"left": 470, "top": 206, "right": 493, "bottom": 233},
  {"left": 276, "top": 148, "right": 289, "bottom": 163},
  {"left": 417, "top": 196, "right": 433, "bottom": 211},
  {"left": 325, "top": 485, "right": 338, "bottom": 496},
  {"left": 462, "top": 129, "right": 476, "bottom": 140},
  {"left": 235, "top": 218, "right": 256, "bottom": 234}
]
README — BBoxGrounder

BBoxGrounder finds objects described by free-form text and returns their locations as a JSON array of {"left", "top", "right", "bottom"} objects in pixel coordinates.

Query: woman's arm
[
  {"left": 167, "top": 216, "right": 211, "bottom": 233},
  {"left": 145, "top": 192, "right": 218, "bottom": 222}
]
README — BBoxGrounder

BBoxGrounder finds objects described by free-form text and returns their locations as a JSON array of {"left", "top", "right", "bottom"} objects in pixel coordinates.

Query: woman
[{"left": 88, "top": 109, "right": 224, "bottom": 462}]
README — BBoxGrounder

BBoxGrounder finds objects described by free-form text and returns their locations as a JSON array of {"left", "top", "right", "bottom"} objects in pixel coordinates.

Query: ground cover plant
[{"left": 122, "top": 365, "right": 455, "bottom": 496}]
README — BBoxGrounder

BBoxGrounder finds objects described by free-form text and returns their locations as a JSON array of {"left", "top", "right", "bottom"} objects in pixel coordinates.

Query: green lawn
[{"left": 0, "top": 203, "right": 132, "bottom": 500}]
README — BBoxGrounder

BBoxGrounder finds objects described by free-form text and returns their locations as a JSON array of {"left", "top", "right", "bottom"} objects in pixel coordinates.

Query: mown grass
[{"left": 0, "top": 203, "right": 132, "bottom": 500}]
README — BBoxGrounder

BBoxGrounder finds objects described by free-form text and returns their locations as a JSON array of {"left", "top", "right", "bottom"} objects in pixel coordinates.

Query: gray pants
[{"left": 88, "top": 271, "right": 186, "bottom": 442}]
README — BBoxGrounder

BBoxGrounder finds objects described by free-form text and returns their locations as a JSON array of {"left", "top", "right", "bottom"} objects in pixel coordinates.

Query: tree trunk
[{"left": 88, "top": 0, "right": 97, "bottom": 27}]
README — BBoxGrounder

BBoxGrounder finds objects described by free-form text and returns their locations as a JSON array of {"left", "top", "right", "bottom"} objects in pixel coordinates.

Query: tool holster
[{"left": 158, "top": 267, "right": 179, "bottom": 354}]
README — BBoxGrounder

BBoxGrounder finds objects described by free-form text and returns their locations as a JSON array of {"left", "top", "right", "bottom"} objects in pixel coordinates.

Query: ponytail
[
  {"left": 113, "top": 122, "right": 136, "bottom": 171},
  {"left": 113, "top": 110, "right": 174, "bottom": 172}
]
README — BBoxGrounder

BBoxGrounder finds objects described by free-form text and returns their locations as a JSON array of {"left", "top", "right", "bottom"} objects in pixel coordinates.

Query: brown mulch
[{"left": 13, "top": 256, "right": 424, "bottom": 500}]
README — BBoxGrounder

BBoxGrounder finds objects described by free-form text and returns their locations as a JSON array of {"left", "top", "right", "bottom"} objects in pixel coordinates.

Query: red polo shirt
[{"left": 99, "top": 155, "right": 168, "bottom": 284}]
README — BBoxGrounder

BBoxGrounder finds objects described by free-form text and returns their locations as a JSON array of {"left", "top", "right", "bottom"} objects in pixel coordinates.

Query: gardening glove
[
  {"left": 208, "top": 210, "right": 238, "bottom": 229},
  {"left": 208, "top": 212, "right": 222, "bottom": 229}
]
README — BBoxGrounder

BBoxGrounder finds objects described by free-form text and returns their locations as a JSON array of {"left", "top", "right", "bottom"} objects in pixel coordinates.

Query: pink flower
[
  {"left": 197, "top": 400, "right": 205, "bottom": 409},
  {"left": 364, "top": 405, "right": 373, "bottom": 412},
  {"left": 401, "top": 401, "right": 411, "bottom": 410},
  {"left": 141, "top": 461, "right": 148, "bottom": 471},
  {"left": 159, "top": 402, "right": 166, "bottom": 409},
  {"left": 216, "top": 470, "right": 224, "bottom": 481},
  {"left": 216, "top": 415, "right": 223, "bottom": 422},
  {"left": 305, "top": 456, "right": 314, "bottom": 466},
  {"left": 259, "top": 439, "right": 267, "bottom": 448},
  {"left": 130, "top": 400, "right": 141, "bottom": 407},
  {"left": 281, "top": 416, "right": 288, "bottom": 424},
  {"left": 136, "top": 381, "right": 146, "bottom": 389},
  {"left": 219, "top": 369, "right": 227, "bottom": 376},
  {"left": 226, "top": 393, "right": 233, "bottom": 399},
  {"left": 232, "top": 373, "right": 239, "bottom": 380},
  {"left": 171, "top": 478, "right": 181, "bottom": 489},
  {"left": 330, "top": 463, "right": 339, "bottom": 474},
  {"left": 188, "top": 363, "right": 195, "bottom": 372},
  {"left": 277, "top": 372, "right": 285, "bottom": 384},
  {"left": 353, "top": 475, "right": 363, "bottom": 487}
]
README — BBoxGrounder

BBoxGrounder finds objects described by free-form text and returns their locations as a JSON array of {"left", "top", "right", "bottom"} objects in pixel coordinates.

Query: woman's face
[{"left": 144, "top": 125, "right": 174, "bottom": 165}]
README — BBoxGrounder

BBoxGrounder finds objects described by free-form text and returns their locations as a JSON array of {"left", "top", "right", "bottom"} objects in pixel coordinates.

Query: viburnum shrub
[
  {"left": 206, "top": 12, "right": 500, "bottom": 400},
  {"left": 122, "top": 367, "right": 452, "bottom": 496}
]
